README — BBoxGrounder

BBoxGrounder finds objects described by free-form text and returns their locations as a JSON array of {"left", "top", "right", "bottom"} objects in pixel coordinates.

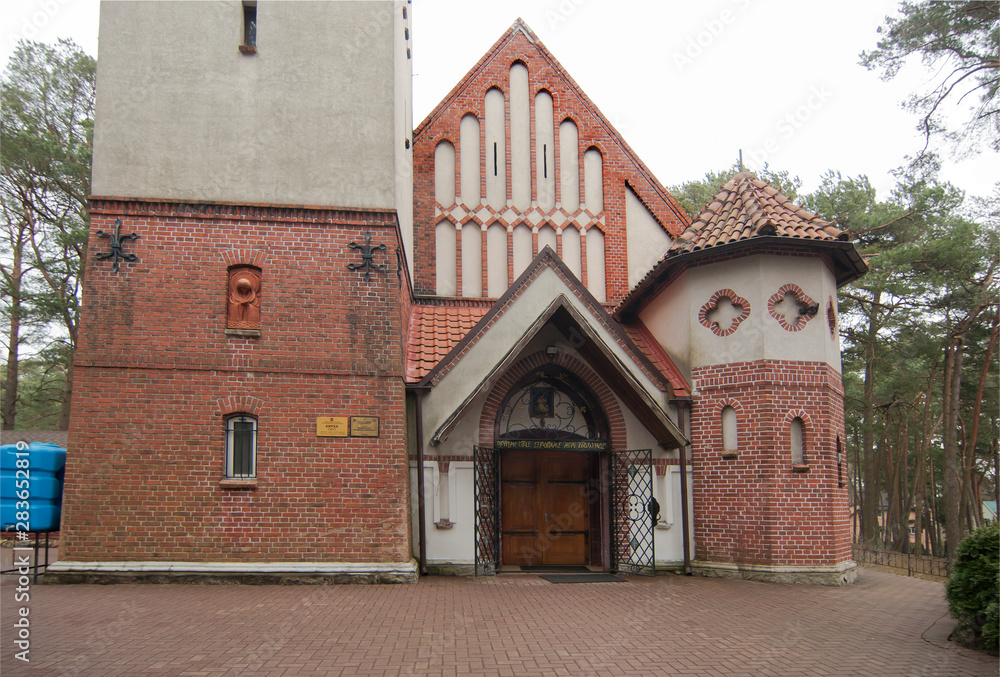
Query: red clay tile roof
[
  {"left": 406, "top": 300, "right": 490, "bottom": 383},
  {"left": 673, "top": 172, "right": 848, "bottom": 253},
  {"left": 621, "top": 321, "right": 691, "bottom": 398}
]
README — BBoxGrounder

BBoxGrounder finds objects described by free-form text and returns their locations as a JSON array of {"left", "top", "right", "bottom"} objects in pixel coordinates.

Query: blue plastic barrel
[{"left": 0, "top": 442, "right": 67, "bottom": 532}]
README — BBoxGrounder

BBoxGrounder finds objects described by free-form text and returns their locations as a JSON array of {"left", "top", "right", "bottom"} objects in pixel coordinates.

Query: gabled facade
[
  {"left": 411, "top": 21, "right": 688, "bottom": 304},
  {"left": 51, "top": 5, "right": 864, "bottom": 586}
]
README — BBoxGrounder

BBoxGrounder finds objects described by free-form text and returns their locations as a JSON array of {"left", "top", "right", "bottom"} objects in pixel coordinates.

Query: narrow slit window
[
  {"left": 543, "top": 143, "right": 548, "bottom": 178},
  {"left": 493, "top": 142, "right": 498, "bottom": 177},
  {"left": 790, "top": 417, "right": 805, "bottom": 465},
  {"left": 722, "top": 406, "right": 738, "bottom": 451},
  {"left": 242, "top": 2, "right": 257, "bottom": 49}
]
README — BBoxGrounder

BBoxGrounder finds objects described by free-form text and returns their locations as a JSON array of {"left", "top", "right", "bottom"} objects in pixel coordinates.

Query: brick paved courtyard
[{"left": 1, "top": 568, "right": 995, "bottom": 676}]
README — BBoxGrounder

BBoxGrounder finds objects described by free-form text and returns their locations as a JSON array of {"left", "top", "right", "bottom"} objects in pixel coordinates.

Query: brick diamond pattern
[{"left": 434, "top": 201, "right": 605, "bottom": 232}]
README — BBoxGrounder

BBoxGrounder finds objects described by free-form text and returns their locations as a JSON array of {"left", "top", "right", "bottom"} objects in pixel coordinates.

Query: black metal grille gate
[
  {"left": 610, "top": 449, "right": 655, "bottom": 575},
  {"left": 473, "top": 445, "right": 500, "bottom": 575}
]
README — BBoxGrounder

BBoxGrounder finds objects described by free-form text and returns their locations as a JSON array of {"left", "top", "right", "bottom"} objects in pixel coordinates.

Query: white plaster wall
[
  {"left": 583, "top": 148, "right": 603, "bottom": 214},
  {"left": 486, "top": 224, "right": 508, "bottom": 296},
  {"left": 92, "top": 0, "right": 407, "bottom": 210},
  {"left": 622, "top": 402, "right": 679, "bottom": 454},
  {"left": 512, "top": 225, "right": 533, "bottom": 279},
  {"left": 485, "top": 89, "right": 506, "bottom": 210},
  {"left": 558, "top": 120, "right": 579, "bottom": 212},
  {"left": 461, "top": 223, "right": 482, "bottom": 297},
  {"left": 435, "top": 222, "right": 457, "bottom": 296},
  {"left": 669, "top": 254, "right": 842, "bottom": 370},
  {"left": 538, "top": 225, "right": 557, "bottom": 254},
  {"left": 460, "top": 114, "right": 481, "bottom": 207},
  {"left": 434, "top": 141, "right": 455, "bottom": 207},
  {"left": 534, "top": 91, "right": 555, "bottom": 210},
  {"left": 392, "top": 0, "right": 413, "bottom": 273},
  {"left": 586, "top": 228, "right": 607, "bottom": 303},
  {"left": 434, "top": 141, "right": 456, "bottom": 207},
  {"left": 411, "top": 461, "right": 476, "bottom": 564},
  {"left": 561, "top": 227, "right": 582, "bottom": 279},
  {"left": 638, "top": 270, "right": 692, "bottom": 378},
  {"left": 419, "top": 378, "right": 494, "bottom": 565},
  {"left": 626, "top": 186, "right": 673, "bottom": 289},
  {"left": 509, "top": 63, "right": 531, "bottom": 211},
  {"left": 653, "top": 467, "right": 693, "bottom": 565}
]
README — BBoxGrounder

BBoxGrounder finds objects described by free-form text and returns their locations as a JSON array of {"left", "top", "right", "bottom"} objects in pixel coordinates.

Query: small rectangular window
[
  {"left": 242, "top": 2, "right": 257, "bottom": 51},
  {"left": 226, "top": 414, "right": 257, "bottom": 478}
]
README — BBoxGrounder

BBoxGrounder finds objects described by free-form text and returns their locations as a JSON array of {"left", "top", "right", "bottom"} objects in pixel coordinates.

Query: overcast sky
[{"left": 3, "top": 0, "right": 996, "bottom": 202}]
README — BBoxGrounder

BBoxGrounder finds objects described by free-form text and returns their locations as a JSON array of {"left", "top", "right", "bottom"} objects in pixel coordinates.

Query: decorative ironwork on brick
[
  {"left": 95, "top": 218, "right": 139, "bottom": 272},
  {"left": 348, "top": 229, "right": 388, "bottom": 282}
]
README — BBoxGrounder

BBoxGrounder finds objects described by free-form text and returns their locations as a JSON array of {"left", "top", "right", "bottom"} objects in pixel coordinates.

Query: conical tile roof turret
[
  {"left": 616, "top": 172, "right": 867, "bottom": 315},
  {"left": 672, "top": 172, "right": 848, "bottom": 253}
]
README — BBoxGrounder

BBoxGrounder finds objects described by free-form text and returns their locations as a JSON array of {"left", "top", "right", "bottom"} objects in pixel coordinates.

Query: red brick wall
[
  {"left": 411, "top": 27, "right": 688, "bottom": 304},
  {"left": 62, "top": 198, "right": 412, "bottom": 563},
  {"left": 690, "top": 360, "right": 852, "bottom": 567}
]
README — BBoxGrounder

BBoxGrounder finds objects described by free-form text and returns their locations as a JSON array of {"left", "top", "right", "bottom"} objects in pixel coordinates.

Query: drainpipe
[
  {"left": 412, "top": 387, "right": 429, "bottom": 576},
  {"left": 678, "top": 403, "right": 692, "bottom": 575}
]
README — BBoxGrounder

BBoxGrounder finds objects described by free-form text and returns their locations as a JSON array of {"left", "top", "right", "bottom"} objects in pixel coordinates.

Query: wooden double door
[{"left": 500, "top": 449, "right": 597, "bottom": 566}]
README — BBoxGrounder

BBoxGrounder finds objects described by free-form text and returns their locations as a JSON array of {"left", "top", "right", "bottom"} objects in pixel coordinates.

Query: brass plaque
[
  {"left": 316, "top": 417, "right": 349, "bottom": 437},
  {"left": 350, "top": 416, "right": 380, "bottom": 437}
]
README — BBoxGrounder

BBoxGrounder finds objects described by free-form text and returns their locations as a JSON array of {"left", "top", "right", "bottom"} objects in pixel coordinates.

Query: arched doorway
[{"left": 494, "top": 364, "right": 609, "bottom": 567}]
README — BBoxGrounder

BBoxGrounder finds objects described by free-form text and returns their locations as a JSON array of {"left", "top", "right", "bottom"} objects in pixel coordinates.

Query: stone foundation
[
  {"left": 691, "top": 560, "right": 858, "bottom": 586},
  {"left": 44, "top": 560, "right": 419, "bottom": 585}
]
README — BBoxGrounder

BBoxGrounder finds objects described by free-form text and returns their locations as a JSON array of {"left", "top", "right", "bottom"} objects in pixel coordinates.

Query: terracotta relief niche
[
  {"left": 226, "top": 266, "right": 261, "bottom": 332},
  {"left": 699, "top": 289, "right": 751, "bottom": 337},
  {"left": 767, "top": 283, "right": 817, "bottom": 332}
]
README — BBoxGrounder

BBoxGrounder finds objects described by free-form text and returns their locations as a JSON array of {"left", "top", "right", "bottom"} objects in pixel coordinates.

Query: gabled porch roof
[{"left": 407, "top": 248, "right": 689, "bottom": 450}]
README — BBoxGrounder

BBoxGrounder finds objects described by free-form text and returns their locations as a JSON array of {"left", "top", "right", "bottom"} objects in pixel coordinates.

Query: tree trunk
[
  {"left": 897, "top": 415, "right": 910, "bottom": 553},
  {"left": 2, "top": 294, "right": 20, "bottom": 429},
  {"left": 911, "top": 385, "right": 937, "bottom": 556},
  {"left": 861, "top": 291, "right": 881, "bottom": 546},
  {"left": 2, "top": 236, "right": 24, "bottom": 430},
  {"left": 943, "top": 338, "right": 964, "bottom": 559},
  {"left": 927, "top": 456, "right": 941, "bottom": 557},
  {"left": 962, "top": 309, "right": 998, "bottom": 532},
  {"left": 852, "top": 426, "right": 862, "bottom": 543},
  {"left": 994, "top": 438, "right": 999, "bottom": 509}
]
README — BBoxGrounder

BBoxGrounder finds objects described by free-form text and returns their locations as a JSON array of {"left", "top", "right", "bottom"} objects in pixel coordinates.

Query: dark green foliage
[
  {"left": 861, "top": 1, "right": 1000, "bottom": 154},
  {"left": 1, "top": 39, "right": 95, "bottom": 429},
  {"left": 946, "top": 521, "right": 1000, "bottom": 651}
]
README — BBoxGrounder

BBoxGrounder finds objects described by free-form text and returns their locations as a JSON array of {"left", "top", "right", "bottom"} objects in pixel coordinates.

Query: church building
[{"left": 49, "top": 1, "right": 865, "bottom": 585}]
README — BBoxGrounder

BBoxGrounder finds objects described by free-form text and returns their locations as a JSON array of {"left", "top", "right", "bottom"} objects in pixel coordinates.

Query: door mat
[
  {"left": 539, "top": 573, "right": 627, "bottom": 583},
  {"left": 518, "top": 565, "right": 592, "bottom": 572}
]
